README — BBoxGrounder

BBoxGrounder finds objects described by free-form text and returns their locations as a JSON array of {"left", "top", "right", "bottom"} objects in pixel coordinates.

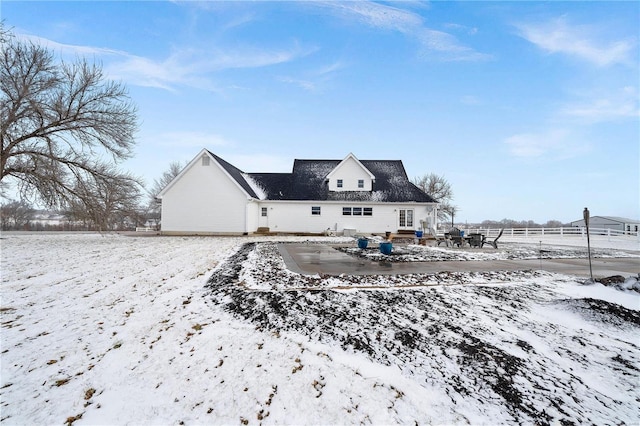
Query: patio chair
[
  {"left": 468, "top": 233, "right": 485, "bottom": 248},
  {"left": 448, "top": 227, "right": 464, "bottom": 247},
  {"left": 429, "top": 227, "right": 450, "bottom": 247},
  {"left": 481, "top": 228, "right": 504, "bottom": 249}
]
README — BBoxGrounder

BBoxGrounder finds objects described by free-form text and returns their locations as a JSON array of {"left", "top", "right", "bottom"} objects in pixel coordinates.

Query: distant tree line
[
  {"left": 0, "top": 199, "right": 151, "bottom": 231},
  {"left": 474, "top": 219, "right": 570, "bottom": 228}
]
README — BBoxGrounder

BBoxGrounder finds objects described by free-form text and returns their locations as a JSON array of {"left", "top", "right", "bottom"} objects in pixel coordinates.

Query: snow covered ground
[{"left": 1, "top": 233, "right": 639, "bottom": 425}]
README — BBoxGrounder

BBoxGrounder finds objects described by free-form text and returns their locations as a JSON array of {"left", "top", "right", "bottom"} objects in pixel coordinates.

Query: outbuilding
[{"left": 570, "top": 216, "right": 639, "bottom": 234}]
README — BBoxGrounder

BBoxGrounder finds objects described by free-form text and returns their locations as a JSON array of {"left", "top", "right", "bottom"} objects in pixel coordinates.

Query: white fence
[
  {"left": 460, "top": 226, "right": 639, "bottom": 239},
  {"left": 455, "top": 226, "right": 640, "bottom": 251}
]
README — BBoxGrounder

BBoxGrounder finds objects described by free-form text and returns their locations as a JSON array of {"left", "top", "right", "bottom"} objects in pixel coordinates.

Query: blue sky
[{"left": 3, "top": 1, "right": 639, "bottom": 223}]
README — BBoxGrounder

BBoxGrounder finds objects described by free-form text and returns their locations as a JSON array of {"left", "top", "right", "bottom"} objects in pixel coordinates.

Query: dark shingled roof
[
  {"left": 208, "top": 151, "right": 259, "bottom": 199},
  {"left": 227, "top": 156, "right": 436, "bottom": 203}
]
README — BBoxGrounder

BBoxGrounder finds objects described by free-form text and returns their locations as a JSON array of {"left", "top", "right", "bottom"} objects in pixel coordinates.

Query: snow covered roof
[{"left": 217, "top": 154, "right": 435, "bottom": 203}]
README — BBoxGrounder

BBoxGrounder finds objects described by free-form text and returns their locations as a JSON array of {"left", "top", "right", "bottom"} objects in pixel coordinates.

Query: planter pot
[
  {"left": 415, "top": 231, "right": 423, "bottom": 238},
  {"left": 357, "top": 238, "right": 368, "bottom": 249},
  {"left": 379, "top": 241, "right": 393, "bottom": 255}
]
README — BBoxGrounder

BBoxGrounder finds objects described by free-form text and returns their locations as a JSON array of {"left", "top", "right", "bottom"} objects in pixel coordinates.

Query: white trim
[
  {"left": 158, "top": 149, "right": 254, "bottom": 199},
  {"left": 325, "top": 152, "right": 376, "bottom": 181}
]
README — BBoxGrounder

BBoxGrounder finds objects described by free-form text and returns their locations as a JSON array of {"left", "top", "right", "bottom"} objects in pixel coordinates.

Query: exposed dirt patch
[{"left": 205, "top": 242, "right": 640, "bottom": 425}]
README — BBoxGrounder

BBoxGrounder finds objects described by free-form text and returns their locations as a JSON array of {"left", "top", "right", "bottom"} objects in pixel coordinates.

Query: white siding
[
  {"left": 161, "top": 157, "right": 248, "bottom": 234},
  {"left": 246, "top": 201, "right": 260, "bottom": 232},
  {"left": 258, "top": 201, "right": 436, "bottom": 234},
  {"left": 327, "top": 156, "right": 373, "bottom": 191}
]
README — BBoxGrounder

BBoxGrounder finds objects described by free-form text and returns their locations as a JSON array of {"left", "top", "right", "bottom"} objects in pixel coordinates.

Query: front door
[
  {"left": 259, "top": 207, "right": 269, "bottom": 228},
  {"left": 398, "top": 209, "right": 414, "bottom": 230}
]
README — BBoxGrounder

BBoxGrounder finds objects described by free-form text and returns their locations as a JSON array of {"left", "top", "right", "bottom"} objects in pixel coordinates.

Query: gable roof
[
  {"left": 325, "top": 152, "right": 376, "bottom": 181},
  {"left": 161, "top": 150, "right": 437, "bottom": 203},
  {"left": 248, "top": 158, "right": 436, "bottom": 203},
  {"left": 158, "top": 149, "right": 259, "bottom": 199}
]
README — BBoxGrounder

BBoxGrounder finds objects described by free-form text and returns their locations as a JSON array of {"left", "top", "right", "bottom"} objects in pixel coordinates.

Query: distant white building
[
  {"left": 570, "top": 216, "right": 639, "bottom": 234},
  {"left": 158, "top": 150, "right": 439, "bottom": 236},
  {"left": 30, "top": 211, "right": 67, "bottom": 227}
]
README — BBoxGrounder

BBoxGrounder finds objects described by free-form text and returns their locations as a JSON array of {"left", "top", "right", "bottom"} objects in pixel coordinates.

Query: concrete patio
[{"left": 278, "top": 243, "right": 639, "bottom": 278}]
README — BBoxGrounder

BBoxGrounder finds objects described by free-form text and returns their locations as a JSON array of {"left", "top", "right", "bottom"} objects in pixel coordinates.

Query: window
[
  {"left": 337, "top": 179, "right": 343, "bottom": 188},
  {"left": 343, "top": 207, "right": 372, "bottom": 216},
  {"left": 311, "top": 206, "right": 321, "bottom": 216},
  {"left": 202, "top": 156, "right": 210, "bottom": 166},
  {"left": 358, "top": 179, "right": 364, "bottom": 188},
  {"left": 261, "top": 207, "right": 267, "bottom": 217}
]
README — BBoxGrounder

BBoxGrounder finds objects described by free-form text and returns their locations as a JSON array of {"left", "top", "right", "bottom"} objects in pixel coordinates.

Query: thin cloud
[
  {"left": 327, "top": 1, "right": 424, "bottom": 32},
  {"left": 278, "top": 76, "right": 317, "bottom": 92},
  {"left": 110, "top": 44, "right": 315, "bottom": 91},
  {"left": 279, "top": 60, "right": 345, "bottom": 92},
  {"left": 18, "top": 33, "right": 127, "bottom": 57},
  {"left": 443, "top": 22, "right": 478, "bottom": 35},
  {"left": 515, "top": 17, "right": 636, "bottom": 67},
  {"left": 417, "top": 29, "right": 491, "bottom": 62},
  {"left": 560, "top": 86, "right": 640, "bottom": 122},
  {"left": 504, "top": 128, "right": 591, "bottom": 159},
  {"left": 18, "top": 32, "right": 314, "bottom": 92},
  {"left": 315, "top": 1, "right": 491, "bottom": 62}
]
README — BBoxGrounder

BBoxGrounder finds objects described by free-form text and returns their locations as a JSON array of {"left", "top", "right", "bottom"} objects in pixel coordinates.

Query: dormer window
[{"left": 326, "top": 153, "right": 376, "bottom": 192}]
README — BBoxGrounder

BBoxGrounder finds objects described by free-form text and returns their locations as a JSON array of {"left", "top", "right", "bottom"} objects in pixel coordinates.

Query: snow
[
  {"left": 241, "top": 173, "right": 267, "bottom": 200},
  {"left": 1, "top": 233, "right": 639, "bottom": 425}
]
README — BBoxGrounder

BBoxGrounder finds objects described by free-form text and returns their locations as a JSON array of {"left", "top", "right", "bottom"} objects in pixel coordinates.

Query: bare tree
[
  {"left": 0, "top": 199, "right": 34, "bottom": 230},
  {"left": 64, "top": 166, "right": 143, "bottom": 231},
  {"left": 145, "top": 160, "right": 184, "bottom": 229},
  {"left": 413, "top": 173, "right": 456, "bottom": 224},
  {"left": 0, "top": 25, "right": 140, "bottom": 211}
]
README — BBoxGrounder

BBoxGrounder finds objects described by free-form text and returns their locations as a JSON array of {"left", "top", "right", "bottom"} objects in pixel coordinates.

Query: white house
[
  {"left": 570, "top": 216, "right": 639, "bottom": 234},
  {"left": 158, "top": 149, "right": 439, "bottom": 236}
]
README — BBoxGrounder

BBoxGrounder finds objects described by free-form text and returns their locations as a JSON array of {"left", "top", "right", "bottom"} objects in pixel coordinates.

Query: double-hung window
[
  {"left": 337, "top": 179, "right": 343, "bottom": 188},
  {"left": 358, "top": 179, "right": 364, "bottom": 188},
  {"left": 311, "top": 206, "right": 321, "bottom": 216}
]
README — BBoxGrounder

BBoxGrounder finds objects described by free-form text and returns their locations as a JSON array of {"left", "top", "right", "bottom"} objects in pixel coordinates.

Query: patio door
[{"left": 398, "top": 209, "right": 414, "bottom": 230}]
